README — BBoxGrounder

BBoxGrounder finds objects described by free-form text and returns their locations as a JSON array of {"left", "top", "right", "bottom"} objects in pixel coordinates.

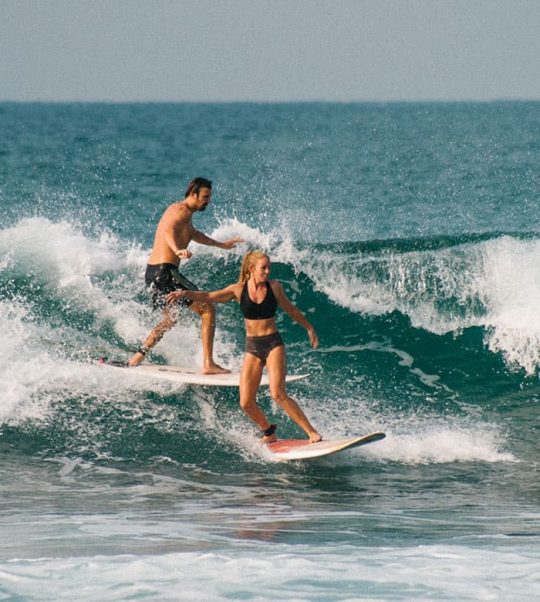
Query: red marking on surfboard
[
  {"left": 266, "top": 432, "right": 386, "bottom": 461},
  {"left": 267, "top": 439, "right": 314, "bottom": 452}
]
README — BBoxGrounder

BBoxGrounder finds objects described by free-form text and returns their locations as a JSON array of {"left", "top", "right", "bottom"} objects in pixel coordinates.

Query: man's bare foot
[
  {"left": 202, "top": 362, "right": 231, "bottom": 375},
  {"left": 262, "top": 433, "right": 277, "bottom": 444},
  {"left": 309, "top": 432, "right": 322, "bottom": 443},
  {"left": 127, "top": 352, "right": 145, "bottom": 367}
]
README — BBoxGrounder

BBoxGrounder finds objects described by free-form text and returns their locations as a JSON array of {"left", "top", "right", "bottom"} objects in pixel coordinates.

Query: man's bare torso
[{"left": 148, "top": 202, "right": 194, "bottom": 266}]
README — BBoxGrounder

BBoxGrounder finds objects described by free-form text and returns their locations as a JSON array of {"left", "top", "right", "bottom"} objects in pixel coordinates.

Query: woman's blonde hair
[{"left": 239, "top": 250, "right": 269, "bottom": 283}]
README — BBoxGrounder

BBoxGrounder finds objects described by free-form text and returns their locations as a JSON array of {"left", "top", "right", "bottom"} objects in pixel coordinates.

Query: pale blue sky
[{"left": 1, "top": 0, "right": 539, "bottom": 102}]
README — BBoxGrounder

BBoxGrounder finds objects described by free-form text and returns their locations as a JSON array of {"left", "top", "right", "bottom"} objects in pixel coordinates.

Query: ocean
[{"left": 0, "top": 102, "right": 539, "bottom": 600}]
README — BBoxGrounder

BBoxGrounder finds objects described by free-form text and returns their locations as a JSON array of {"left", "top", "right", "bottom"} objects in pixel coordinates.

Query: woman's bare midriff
[{"left": 244, "top": 317, "right": 277, "bottom": 337}]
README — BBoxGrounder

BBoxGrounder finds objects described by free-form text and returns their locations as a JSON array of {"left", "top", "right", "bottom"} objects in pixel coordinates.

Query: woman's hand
[
  {"left": 307, "top": 327, "right": 319, "bottom": 349},
  {"left": 166, "top": 290, "right": 186, "bottom": 304}
]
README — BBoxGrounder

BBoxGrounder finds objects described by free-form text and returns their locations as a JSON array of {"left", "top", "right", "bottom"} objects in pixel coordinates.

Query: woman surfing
[{"left": 167, "top": 250, "right": 322, "bottom": 444}]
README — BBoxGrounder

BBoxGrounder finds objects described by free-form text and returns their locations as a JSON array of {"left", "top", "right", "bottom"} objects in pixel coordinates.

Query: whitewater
[{"left": 1, "top": 102, "right": 539, "bottom": 600}]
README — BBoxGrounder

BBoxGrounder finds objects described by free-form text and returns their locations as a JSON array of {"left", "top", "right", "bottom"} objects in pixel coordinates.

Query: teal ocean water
[{"left": 1, "top": 102, "right": 539, "bottom": 600}]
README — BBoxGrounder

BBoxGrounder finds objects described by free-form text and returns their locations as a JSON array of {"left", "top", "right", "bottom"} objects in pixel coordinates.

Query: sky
[{"left": 1, "top": 0, "right": 539, "bottom": 102}]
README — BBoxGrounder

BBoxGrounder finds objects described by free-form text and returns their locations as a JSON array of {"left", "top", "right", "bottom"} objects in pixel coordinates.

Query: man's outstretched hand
[{"left": 221, "top": 237, "right": 244, "bottom": 249}]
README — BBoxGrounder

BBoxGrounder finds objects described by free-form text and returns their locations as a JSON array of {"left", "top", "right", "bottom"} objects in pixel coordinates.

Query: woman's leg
[
  {"left": 266, "top": 345, "right": 321, "bottom": 443},
  {"left": 189, "top": 301, "right": 229, "bottom": 374},
  {"left": 239, "top": 353, "right": 277, "bottom": 441}
]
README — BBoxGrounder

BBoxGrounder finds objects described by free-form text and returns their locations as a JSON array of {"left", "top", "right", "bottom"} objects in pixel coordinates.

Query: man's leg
[{"left": 127, "top": 307, "right": 177, "bottom": 367}]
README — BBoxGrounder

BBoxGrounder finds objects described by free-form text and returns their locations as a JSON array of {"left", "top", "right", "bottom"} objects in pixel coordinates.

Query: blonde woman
[{"left": 167, "top": 250, "right": 322, "bottom": 444}]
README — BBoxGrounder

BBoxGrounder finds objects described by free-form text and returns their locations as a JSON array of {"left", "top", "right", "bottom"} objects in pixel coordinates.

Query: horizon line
[{"left": 1, "top": 97, "right": 539, "bottom": 105}]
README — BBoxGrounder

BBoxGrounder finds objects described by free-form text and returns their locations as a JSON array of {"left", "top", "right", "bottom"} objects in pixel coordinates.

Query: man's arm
[{"left": 192, "top": 230, "right": 243, "bottom": 249}]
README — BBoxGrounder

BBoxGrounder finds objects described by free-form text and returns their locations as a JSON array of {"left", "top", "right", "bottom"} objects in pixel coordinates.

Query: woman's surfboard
[
  {"left": 267, "top": 432, "right": 385, "bottom": 461},
  {"left": 99, "top": 360, "right": 308, "bottom": 387}
]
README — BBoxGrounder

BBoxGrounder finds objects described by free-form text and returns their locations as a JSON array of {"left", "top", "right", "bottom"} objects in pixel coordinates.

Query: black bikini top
[{"left": 240, "top": 281, "right": 277, "bottom": 320}]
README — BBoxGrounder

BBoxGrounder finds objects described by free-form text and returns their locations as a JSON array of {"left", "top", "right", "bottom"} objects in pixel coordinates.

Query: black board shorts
[{"left": 145, "top": 263, "right": 197, "bottom": 310}]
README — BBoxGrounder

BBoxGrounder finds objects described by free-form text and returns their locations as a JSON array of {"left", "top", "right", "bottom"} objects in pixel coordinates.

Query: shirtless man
[{"left": 128, "top": 177, "right": 242, "bottom": 373}]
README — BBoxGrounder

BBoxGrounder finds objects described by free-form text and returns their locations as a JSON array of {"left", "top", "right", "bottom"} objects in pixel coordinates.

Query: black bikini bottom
[{"left": 245, "top": 332, "right": 284, "bottom": 364}]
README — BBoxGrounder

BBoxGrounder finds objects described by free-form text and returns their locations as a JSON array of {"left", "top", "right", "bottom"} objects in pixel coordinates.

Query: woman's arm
[
  {"left": 271, "top": 281, "right": 319, "bottom": 349},
  {"left": 166, "top": 283, "right": 240, "bottom": 305}
]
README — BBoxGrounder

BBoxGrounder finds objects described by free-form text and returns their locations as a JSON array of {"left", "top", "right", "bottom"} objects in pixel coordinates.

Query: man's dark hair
[{"left": 185, "top": 177, "right": 212, "bottom": 197}]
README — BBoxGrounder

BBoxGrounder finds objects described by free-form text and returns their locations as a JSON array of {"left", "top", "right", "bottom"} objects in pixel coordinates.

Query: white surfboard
[
  {"left": 100, "top": 361, "right": 308, "bottom": 388},
  {"left": 266, "top": 432, "right": 385, "bottom": 461}
]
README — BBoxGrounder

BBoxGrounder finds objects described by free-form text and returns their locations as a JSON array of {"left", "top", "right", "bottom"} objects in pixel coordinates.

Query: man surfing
[{"left": 128, "top": 177, "right": 242, "bottom": 373}]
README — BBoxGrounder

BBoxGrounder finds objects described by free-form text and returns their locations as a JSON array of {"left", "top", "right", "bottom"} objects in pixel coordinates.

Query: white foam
[
  {"left": 0, "top": 298, "right": 55, "bottom": 422},
  {"left": 293, "top": 385, "right": 516, "bottom": 465},
  {"left": 0, "top": 216, "right": 150, "bottom": 342},
  {"left": 376, "top": 426, "right": 516, "bottom": 464},
  {"left": 0, "top": 544, "right": 537, "bottom": 601},
  {"left": 287, "top": 234, "right": 540, "bottom": 375},
  {"left": 0, "top": 217, "right": 241, "bottom": 423},
  {"left": 480, "top": 237, "right": 540, "bottom": 373}
]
